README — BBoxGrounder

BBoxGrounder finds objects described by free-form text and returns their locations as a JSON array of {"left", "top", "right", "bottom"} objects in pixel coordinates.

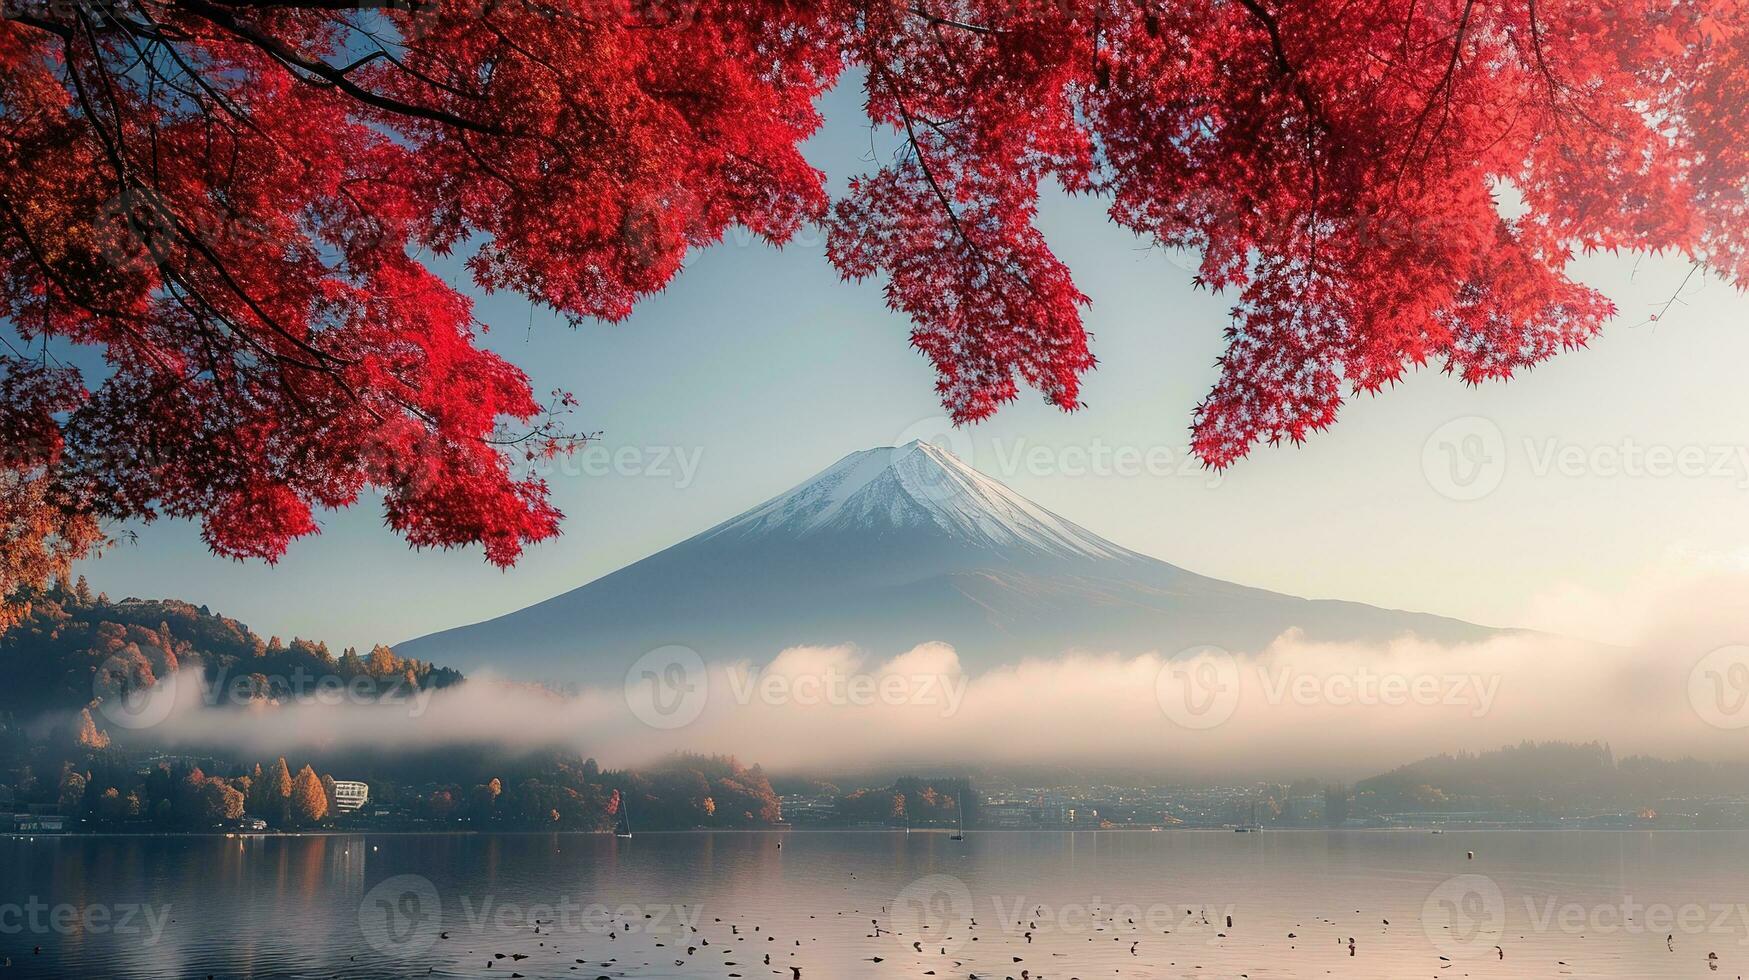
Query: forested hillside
[{"left": 0, "top": 577, "right": 461, "bottom": 716}]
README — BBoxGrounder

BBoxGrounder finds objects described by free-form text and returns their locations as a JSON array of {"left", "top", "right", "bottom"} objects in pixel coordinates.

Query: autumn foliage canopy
[{"left": 2, "top": 0, "right": 1747, "bottom": 595}]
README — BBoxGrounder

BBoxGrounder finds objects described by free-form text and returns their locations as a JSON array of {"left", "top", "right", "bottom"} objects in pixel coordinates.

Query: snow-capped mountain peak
[
  {"left": 703, "top": 440, "right": 1132, "bottom": 560},
  {"left": 397, "top": 440, "right": 1504, "bottom": 682}
]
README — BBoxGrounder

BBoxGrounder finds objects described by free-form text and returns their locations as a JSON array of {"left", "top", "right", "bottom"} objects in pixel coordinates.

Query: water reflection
[{"left": 1, "top": 830, "right": 1746, "bottom": 978}]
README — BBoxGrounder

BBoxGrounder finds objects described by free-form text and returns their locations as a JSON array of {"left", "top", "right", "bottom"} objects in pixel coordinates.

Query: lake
[{"left": 2, "top": 830, "right": 1746, "bottom": 978}]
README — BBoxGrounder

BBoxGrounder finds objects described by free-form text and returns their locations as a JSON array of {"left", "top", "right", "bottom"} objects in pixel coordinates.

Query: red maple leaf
[{"left": 1, "top": 0, "right": 1745, "bottom": 589}]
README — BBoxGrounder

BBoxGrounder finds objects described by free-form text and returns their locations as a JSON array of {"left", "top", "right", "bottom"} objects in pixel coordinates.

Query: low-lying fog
[{"left": 88, "top": 552, "right": 1749, "bottom": 779}]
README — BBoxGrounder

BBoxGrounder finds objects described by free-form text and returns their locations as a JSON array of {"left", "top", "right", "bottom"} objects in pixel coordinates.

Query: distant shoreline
[{"left": 9, "top": 825, "right": 1749, "bottom": 841}]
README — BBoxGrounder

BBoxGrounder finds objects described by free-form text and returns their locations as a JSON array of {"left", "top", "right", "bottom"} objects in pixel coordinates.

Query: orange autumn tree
[
  {"left": 3, "top": 0, "right": 1749, "bottom": 605},
  {"left": 289, "top": 764, "right": 329, "bottom": 826}
]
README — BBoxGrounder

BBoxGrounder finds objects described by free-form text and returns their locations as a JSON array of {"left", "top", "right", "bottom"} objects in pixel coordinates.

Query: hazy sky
[{"left": 80, "top": 81, "right": 1749, "bottom": 655}]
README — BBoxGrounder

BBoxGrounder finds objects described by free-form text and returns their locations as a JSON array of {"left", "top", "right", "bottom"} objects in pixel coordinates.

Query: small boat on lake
[{"left": 616, "top": 794, "right": 634, "bottom": 839}]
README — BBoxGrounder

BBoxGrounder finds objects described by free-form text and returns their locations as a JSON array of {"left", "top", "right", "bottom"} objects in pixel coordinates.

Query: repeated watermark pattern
[
  {"left": 0, "top": 898, "right": 171, "bottom": 944},
  {"left": 1422, "top": 417, "right": 1508, "bottom": 501},
  {"left": 1690, "top": 645, "right": 1749, "bottom": 730},
  {"left": 92, "top": 655, "right": 436, "bottom": 730},
  {"left": 527, "top": 443, "right": 705, "bottom": 489},
  {"left": 1423, "top": 416, "right": 1749, "bottom": 500},
  {"left": 891, "top": 874, "right": 976, "bottom": 954},
  {"left": 623, "top": 645, "right": 710, "bottom": 729},
  {"left": 359, "top": 875, "right": 701, "bottom": 960},
  {"left": 1154, "top": 646, "right": 1244, "bottom": 730},
  {"left": 623, "top": 645, "right": 968, "bottom": 729},
  {"left": 1423, "top": 873, "right": 1749, "bottom": 959},
  {"left": 986, "top": 437, "right": 1223, "bottom": 486},
  {"left": 722, "top": 665, "right": 967, "bottom": 716},
  {"left": 359, "top": 875, "right": 445, "bottom": 958},
  {"left": 891, "top": 873, "right": 1233, "bottom": 958},
  {"left": 893, "top": 416, "right": 1224, "bottom": 491},
  {"left": 1155, "top": 646, "right": 1501, "bottom": 729},
  {"left": 1421, "top": 874, "right": 1506, "bottom": 956}
]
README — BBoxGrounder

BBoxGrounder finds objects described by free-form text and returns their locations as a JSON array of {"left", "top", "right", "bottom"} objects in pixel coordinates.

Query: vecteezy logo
[
  {"left": 1422, "top": 874, "right": 1505, "bottom": 957},
  {"left": 624, "top": 645, "right": 709, "bottom": 729},
  {"left": 892, "top": 874, "right": 975, "bottom": 955},
  {"left": 1155, "top": 645, "right": 1241, "bottom": 730},
  {"left": 1422, "top": 416, "right": 1507, "bottom": 501},
  {"left": 1689, "top": 645, "right": 1749, "bottom": 730},
  {"left": 359, "top": 874, "right": 442, "bottom": 958},
  {"left": 91, "top": 654, "right": 179, "bottom": 730}
]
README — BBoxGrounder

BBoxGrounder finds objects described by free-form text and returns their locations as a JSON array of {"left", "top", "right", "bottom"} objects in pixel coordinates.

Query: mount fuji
[{"left": 397, "top": 441, "right": 1503, "bottom": 684}]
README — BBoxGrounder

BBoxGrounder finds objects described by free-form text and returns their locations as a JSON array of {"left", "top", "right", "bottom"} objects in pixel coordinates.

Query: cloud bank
[{"left": 99, "top": 556, "right": 1749, "bottom": 778}]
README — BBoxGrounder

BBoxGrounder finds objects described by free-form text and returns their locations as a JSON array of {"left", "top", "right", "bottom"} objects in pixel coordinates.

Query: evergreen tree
[
  {"left": 262, "top": 757, "right": 294, "bottom": 825},
  {"left": 338, "top": 647, "right": 365, "bottom": 677},
  {"left": 244, "top": 763, "right": 269, "bottom": 816}
]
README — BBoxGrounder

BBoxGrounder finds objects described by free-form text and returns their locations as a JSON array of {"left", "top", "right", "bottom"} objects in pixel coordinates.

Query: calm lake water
[{"left": 2, "top": 830, "right": 1747, "bottom": 978}]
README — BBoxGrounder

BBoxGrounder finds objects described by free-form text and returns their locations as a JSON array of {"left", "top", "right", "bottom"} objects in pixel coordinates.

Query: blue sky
[{"left": 79, "top": 81, "right": 1749, "bottom": 654}]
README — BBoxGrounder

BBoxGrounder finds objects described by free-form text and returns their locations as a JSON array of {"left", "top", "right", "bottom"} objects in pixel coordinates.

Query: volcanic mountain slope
[{"left": 398, "top": 441, "right": 1502, "bottom": 684}]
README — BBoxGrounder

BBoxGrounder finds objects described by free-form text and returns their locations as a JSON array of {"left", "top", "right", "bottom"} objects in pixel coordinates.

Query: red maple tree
[{"left": 2, "top": 0, "right": 1746, "bottom": 597}]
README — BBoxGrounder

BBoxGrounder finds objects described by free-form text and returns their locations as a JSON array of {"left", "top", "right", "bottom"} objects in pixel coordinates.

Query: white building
[{"left": 332, "top": 780, "right": 369, "bottom": 812}]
